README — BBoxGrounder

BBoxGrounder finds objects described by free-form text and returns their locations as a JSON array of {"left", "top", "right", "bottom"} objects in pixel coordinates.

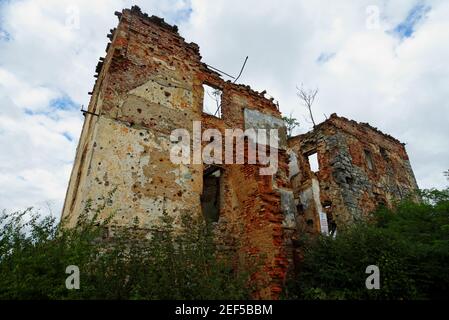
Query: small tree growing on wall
[
  {"left": 282, "top": 113, "right": 300, "bottom": 138},
  {"left": 297, "top": 84, "right": 319, "bottom": 127}
]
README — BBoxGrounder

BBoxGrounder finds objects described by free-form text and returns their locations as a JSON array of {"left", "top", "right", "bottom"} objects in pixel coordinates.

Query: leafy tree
[{"left": 282, "top": 113, "right": 300, "bottom": 138}]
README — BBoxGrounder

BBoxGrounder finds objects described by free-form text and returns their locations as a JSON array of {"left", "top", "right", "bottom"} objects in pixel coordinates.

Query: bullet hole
[
  {"left": 131, "top": 166, "right": 134, "bottom": 170},
  {"left": 164, "top": 91, "right": 171, "bottom": 97},
  {"left": 177, "top": 191, "right": 183, "bottom": 197},
  {"left": 139, "top": 132, "right": 144, "bottom": 136},
  {"left": 137, "top": 108, "right": 142, "bottom": 113},
  {"left": 98, "top": 162, "right": 101, "bottom": 165},
  {"left": 105, "top": 181, "right": 110, "bottom": 186}
]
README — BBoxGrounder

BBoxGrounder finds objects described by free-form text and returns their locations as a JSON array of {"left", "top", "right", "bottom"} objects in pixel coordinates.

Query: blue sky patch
[
  {"left": 62, "top": 132, "right": 73, "bottom": 142},
  {"left": 0, "top": 28, "right": 11, "bottom": 41},
  {"left": 172, "top": 7, "right": 192, "bottom": 24},
  {"left": 316, "top": 52, "right": 336, "bottom": 64},
  {"left": 392, "top": 3, "right": 431, "bottom": 39},
  {"left": 50, "top": 95, "right": 78, "bottom": 110},
  {"left": 24, "top": 108, "right": 60, "bottom": 121},
  {"left": 23, "top": 93, "right": 78, "bottom": 121}
]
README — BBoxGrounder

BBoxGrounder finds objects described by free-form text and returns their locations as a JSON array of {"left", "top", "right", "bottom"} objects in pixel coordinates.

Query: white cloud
[
  {"left": 0, "top": 0, "right": 447, "bottom": 218},
  {"left": 180, "top": 0, "right": 448, "bottom": 189}
]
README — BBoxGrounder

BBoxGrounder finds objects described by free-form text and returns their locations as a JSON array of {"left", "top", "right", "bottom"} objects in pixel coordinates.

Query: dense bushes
[
  {"left": 287, "top": 188, "right": 449, "bottom": 300},
  {"left": 0, "top": 209, "right": 253, "bottom": 299},
  {"left": 2, "top": 188, "right": 448, "bottom": 300}
]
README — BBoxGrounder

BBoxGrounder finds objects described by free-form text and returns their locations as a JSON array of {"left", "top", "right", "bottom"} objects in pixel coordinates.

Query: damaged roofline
[
  {"left": 114, "top": 5, "right": 279, "bottom": 109},
  {"left": 289, "top": 113, "right": 406, "bottom": 146}
]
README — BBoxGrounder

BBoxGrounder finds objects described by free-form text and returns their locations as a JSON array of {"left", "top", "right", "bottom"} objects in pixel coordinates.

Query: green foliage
[
  {"left": 282, "top": 114, "right": 300, "bottom": 138},
  {"left": 287, "top": 188, "right": 449, "bottom": 300},
  {"left": 0, "top": 208, "right": 253, "bottom": 300}
]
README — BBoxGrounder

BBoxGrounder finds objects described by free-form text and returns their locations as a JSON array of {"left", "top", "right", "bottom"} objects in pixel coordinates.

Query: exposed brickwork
[
  {"left": 62, "top": 6, "right": 419, "bottom": 299},
  {"left": 288, "top": 113, "right": 419, "bottom": 234},
  {"left": 61, "top": 6, "right": 291, "bottom": 299}
]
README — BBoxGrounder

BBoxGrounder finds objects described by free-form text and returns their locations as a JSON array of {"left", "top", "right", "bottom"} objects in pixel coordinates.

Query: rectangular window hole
[
  {"left": 364, "top": 149, "right": 374, "bottom": 170},
  {"left": 380, "top": 147, "right": 389, "bottom": 160},
  {"left": 201, "top": 165, "right": 221, "bottom": 223},
  {"left": 307, "top": 152, "right": 319, "bottom": 173},
  {"left": 202, "top": 84, "right": 222, "bottom": 118}
]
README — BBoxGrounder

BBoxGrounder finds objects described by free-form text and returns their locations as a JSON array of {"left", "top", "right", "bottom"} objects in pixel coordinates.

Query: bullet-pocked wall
[
  {"left": 61, "top": 6, "right": 420, "bottom": 299},
  {"left": 61, "top": 6, "right": 293, "bottom": 299},
  {"left": 288, "top": 113, "right": 419, "bottom": 235}
]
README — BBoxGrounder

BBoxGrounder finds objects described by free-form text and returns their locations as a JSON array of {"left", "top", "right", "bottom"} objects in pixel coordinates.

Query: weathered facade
[
  {"left": 61, "top": 6, "right": 293, "bottom": 299},
  {"left": 288, "top": 113, "right": 419, "bottom": 236},
  {"left": 61, "top": 6, "right": 418, "bottom": 299}
]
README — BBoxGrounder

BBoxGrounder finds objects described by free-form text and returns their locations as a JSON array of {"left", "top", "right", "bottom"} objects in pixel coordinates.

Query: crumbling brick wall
[
  {"left": 288, "top": 113, "right": 419, "bottom": 235},
  {"left": 61, "top": 6, "right": 293, "bottom": 299},
  {"left": 61, "top": 6, "right": 420, "bottom": 299}
]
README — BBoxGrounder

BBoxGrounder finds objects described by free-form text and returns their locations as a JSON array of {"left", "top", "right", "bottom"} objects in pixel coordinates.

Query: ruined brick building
[{"left": 61, "top": 6, "right": 419, "bottom": 299}]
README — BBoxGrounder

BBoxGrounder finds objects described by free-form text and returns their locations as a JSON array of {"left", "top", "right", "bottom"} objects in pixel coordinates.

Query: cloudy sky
[{"left": 0, "top": 0, "right": 448, "bottom": 217}]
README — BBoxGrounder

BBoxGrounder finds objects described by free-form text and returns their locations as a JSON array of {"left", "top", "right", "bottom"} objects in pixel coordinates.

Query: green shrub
[
  {"left": 0, "top": 208, "right": 254, "bottom": 300},
  {"left": 287, "top": 188, "right": 449, "bottom": 300}
]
